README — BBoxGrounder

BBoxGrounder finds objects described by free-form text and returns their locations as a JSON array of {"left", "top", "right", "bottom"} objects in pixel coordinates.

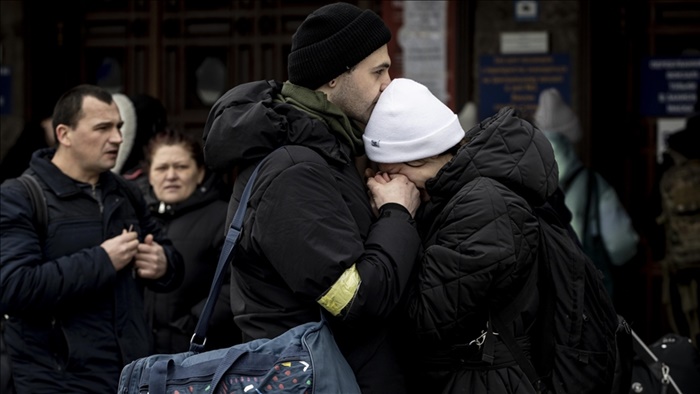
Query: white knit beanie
[
  {"left": 111, "top": 93, "right": 137, "bottom": 174},
  {"left": 364, "top": 78, "right": 465, "bottom": 163},
  {"left": 533, "top": 88, "right": 581, "bottom": 144}
]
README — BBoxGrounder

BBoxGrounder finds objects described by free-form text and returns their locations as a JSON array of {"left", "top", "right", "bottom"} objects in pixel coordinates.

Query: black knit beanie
[{"left": 288, "top": 2, "right": 391, "bottom": 90}]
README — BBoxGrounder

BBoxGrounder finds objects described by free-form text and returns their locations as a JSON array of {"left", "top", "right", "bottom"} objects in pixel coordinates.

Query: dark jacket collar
[{"left": 30, "top": 148, "right": 120, "bottom": 198}]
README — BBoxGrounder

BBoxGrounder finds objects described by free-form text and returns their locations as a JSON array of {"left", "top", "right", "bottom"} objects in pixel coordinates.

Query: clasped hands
[
  {"left": 101, "top": 227, "right": 167, "bottom": 280},
  {"left": 365, "top": 168, "right": 421, "bottom": 218}
]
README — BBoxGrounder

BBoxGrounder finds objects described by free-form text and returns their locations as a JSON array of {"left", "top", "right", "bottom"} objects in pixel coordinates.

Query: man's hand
[
  {"left": 367, "top": 173, "right": 420, "bottom": 218},
  {"left": 101, "top": 229, "right": 139, "bottom": 271},
  {"left": 134, "top": 234, "right": 167, "bottom": 280}
]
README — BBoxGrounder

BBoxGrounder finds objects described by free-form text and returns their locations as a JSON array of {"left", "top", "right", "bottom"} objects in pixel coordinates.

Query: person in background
[
  {"left": 0, "top": 105, "right": 55, "bottom": 183},
  {"left": 533, "top": 88, "right": 639, "bottom": 298},
  {"left": 0, "top": 84, "right": 183, "bottom": 393},
  {"left": 111, "top": 93, "right": 138, "bottom": 176},
  {"left": 112, "top": 93, "right": 232, "bottom": 204},
  {"left": 201, "top": 2, "right": 422, "bottom": 391},
  {"left": 364, "top": 78, "right": 552, "bottom": 393},
  {"left": 110, "top": 93, "right": 169, "bottom": 180},
  {"left": 649, "top": 85, "right": 700, "bottom": 261},
  {"left": 649, "top": 88, "right": 700, "bottom": 345},
  {"left": 140, "top": 129, "right": 239, "bottom": 353},
  {"left": 0, "top": 96, "right": 56, "bottom": 394}
]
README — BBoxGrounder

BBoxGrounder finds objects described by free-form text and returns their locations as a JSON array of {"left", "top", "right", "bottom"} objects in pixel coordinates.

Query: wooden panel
[{"left": 78, "top": 0, "right": 330, "bottom": 136}]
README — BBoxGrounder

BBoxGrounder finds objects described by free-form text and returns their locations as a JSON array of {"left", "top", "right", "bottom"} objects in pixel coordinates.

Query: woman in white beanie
[{"left": 364, "top": 79, "right": 559, "bottom": 393}]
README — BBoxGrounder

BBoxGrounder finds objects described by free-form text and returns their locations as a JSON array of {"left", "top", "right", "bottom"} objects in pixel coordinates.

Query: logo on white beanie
[{"left": 364, "top": 78, "right": 465, "bottom": 163}]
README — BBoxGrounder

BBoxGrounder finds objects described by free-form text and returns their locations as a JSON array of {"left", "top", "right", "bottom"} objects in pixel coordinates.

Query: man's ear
[
  {"left": 55, "top": 124, "right": 72, "bottom": 147},
  {"left": 316, "top": 80, "right": 336, "bottom": 98}
]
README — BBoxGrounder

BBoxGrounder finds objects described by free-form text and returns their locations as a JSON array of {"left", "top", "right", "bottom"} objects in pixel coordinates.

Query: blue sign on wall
[
  {"left": 0, "top": 66, "right": 11, "bottom": 115},
  {"left": 640, "top": 57, "right": 699, "bottom": 117},
  {"left": 478, "top": 54, "right": 571, "bottom": 121}
]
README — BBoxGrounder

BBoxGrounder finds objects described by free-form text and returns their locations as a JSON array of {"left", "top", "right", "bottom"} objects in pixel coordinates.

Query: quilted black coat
[{"left": 401, "top": 107, "right": 559, "bottom": 394}]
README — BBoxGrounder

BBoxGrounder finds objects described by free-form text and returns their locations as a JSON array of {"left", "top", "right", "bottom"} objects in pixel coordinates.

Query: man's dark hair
[{"left": 51, "top": 84, "right": 114, "bottom": 132}]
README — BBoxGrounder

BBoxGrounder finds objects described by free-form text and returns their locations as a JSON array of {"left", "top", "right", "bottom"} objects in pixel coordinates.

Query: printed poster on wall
[
  {"left": 640, "top": 56, "right": 699, "bottom": 117},
  {"left": 478, "top": 54, "right": 571, "bottom": 121}
]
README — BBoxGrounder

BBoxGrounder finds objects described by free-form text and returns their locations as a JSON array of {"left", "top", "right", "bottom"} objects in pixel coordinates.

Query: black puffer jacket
[
  {"left": 203, "top": 80, "right": 422, "bottom": 392},
  {"left": 402, "top": 107, "right": 559, "bottom": 394},
  {"left": 138, "top": 173, "right": 239, "bottom": 353}
]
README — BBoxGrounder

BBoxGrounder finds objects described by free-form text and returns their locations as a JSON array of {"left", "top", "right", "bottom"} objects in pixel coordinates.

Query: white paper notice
[
  {"left": 500, "top": 32, "right": 549, "bottom": 54},
  {"left": 399, "top": 1, "right": 448, "bottom": 103}
]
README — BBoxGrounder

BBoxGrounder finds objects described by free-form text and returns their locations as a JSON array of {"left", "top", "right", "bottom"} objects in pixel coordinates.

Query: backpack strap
[
  {"left": 581, "top": 169, "right": 598, "bottom": 243},
  {"left": 487, "top": 260, "right": 543, "bottom": 382},
  {"left": 13, "top": 173, "right": 139, "bottom": 240},
  {"left": 488, "top": 199, "right": 573, "bottom": 391},
  {"left": 630, "top": 329, "right": 684, "bottom": 393},
  {"left": 16, "top": 173, "right": 48, "bottom": 240},
  {"left": 487, "top": 227, "right": 549, "bottom": 390}
]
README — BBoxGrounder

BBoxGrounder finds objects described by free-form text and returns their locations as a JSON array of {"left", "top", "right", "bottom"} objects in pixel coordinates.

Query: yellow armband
[{"left": 317, "top": 264, "right": 361, "bottom": 316}]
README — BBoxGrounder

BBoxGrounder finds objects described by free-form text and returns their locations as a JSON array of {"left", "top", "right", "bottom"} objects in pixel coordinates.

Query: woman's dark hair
[
  {"left": 444, "top": 137, "right": 469, "bottom": 156},
  {"left": 143, "top": 129, "right": 205, "bottom": 170},
  {"left": 405, "top": 137, "right": 469, "bottom": 167}
]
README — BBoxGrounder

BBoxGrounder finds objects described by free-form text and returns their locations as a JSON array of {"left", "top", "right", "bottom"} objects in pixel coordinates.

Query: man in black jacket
[
  {"left": 202, "top": 2, "right": 421, "bottom": 392},
  {"left": 0, "top": 84, "right": 183, "bottom": 393}
]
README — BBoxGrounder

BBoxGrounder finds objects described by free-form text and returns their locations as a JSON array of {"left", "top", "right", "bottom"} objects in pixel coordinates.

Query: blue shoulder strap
[{"left": 189, "top": 163, "right": 261, "bottom": 353}]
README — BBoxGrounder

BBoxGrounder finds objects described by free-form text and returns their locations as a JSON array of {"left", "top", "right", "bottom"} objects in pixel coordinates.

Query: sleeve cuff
[{"left": 378, "top": 203, "right": 415, "bottom": 224}]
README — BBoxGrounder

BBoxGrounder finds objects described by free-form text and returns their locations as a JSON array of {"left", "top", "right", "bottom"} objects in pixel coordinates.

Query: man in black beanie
[{"left": 202, "top": 2, "right": 421, "bottom": 392}]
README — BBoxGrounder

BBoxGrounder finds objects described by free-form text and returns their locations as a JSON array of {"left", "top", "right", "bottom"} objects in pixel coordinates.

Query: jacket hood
[
  {"left": 202, "top": 80, "right": 348, "bottom": 172},
  {"left": 429, "top": 106, "right": 559, "bottom": 206},
  {"left": 111, "top": 93, "right": 137, "bottom": 175}
]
